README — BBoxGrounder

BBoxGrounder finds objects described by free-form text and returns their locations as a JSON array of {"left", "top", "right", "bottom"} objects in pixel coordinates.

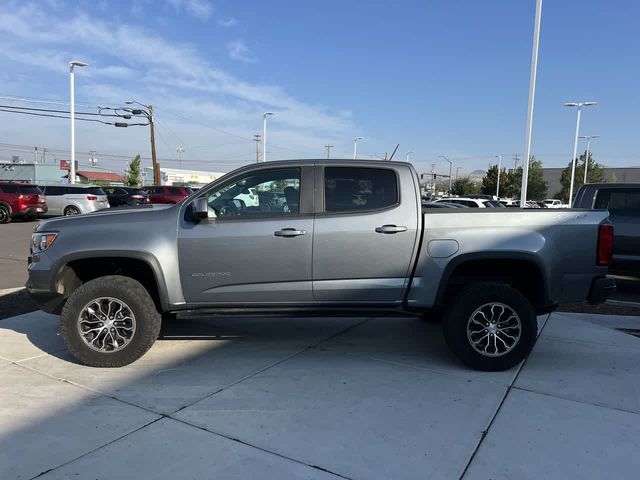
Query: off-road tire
[
  {"left": 442, "top": 282, "right": 537, "bottom": 371},
  {"left": 60, "top": 275, "right": 162, "bottom": 367}
]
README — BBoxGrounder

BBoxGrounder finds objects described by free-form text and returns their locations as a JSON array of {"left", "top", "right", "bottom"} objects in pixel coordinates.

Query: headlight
[{"left": 31, "top": 233, "right": 57, "bottom": 253}]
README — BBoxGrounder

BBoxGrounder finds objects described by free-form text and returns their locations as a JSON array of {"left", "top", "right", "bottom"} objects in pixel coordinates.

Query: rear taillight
[
  {"left": 130, "top": 194, "right": 144, "bottom": 199},
  {"left": 597, "top": 224, "right": 614, "bottom": 266},
  {"left": 86, "top": 195, "right": 97, "bottom": 201}
]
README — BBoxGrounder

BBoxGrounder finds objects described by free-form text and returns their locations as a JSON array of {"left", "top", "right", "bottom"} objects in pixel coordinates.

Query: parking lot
[{"left": 1, "top": 309, "right": 639, "bottom": 479}]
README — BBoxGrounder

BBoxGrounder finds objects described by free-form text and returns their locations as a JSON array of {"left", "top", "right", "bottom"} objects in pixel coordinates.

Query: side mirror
[{"left": 193, "top": 197, "right": 209, "bottom": 219}]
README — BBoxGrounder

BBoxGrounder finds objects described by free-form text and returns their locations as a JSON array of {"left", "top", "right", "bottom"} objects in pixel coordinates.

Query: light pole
[
  {"left": 69, "top": 60, "right": 88, "bottom": 184},
  {"left": 439, "top": 156, "right": 452, "bottom": 193},
  {"left": 564, "top": 101, "right": 597, "bottom": 204},
  {"left": 353, "top": 137, "right": 363, "bottom": 159},
  {"left": 495, "top": 154, "right": 502, "bottom": 198},
  {"left": 456, "top": 166, "right": 462, "bottom": 182},
  {"left": 520, "top": 0, "right": 542, "bottom": 207},
  {"left": 176, "top": 146, "right": 185, "bottom": 169},
  {"left": 579, "top": 134, "right": 599, "bottom": 184},
  {"left": 406, "top": 150, "right": 415, "bottom": 162},
  {"left": 263, "top": 112, "right": 274, "bottom": 162}
]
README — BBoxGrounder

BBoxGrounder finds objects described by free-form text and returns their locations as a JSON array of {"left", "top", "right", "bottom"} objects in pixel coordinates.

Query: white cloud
[
  {"left": 226, "top": 40, "right": 255, "bottom": 63},
  {"left": 0, "top": 2, "right": 359, "bottom": 170},
  {"left": 166, "top": 0, "right": 213, "bottom": 20},
  {"left": 218, "top": 17, "right": 238, "bottom": 28}
]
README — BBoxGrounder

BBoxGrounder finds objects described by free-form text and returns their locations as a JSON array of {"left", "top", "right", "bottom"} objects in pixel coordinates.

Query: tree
[
  {"left": 124, "top": 154, "right": 142, "bottom": 187},
  {"left": 555, "top": 151, "right": 605, "bottom": 203},
  {"left": 450, "top": 176, "right": 480, "bottom": 196},
  {"left": 525, "top": 157, "right": 548, "bottom": 201},
  {"left": 487, "top": 156, "right": 547, "bottom": 200},
  {"left": 481, "top": 165, "right": 512, "bottom": 197}
]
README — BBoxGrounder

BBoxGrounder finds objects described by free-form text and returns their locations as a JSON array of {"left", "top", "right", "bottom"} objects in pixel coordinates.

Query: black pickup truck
[{"left": 573, "top": 183, "right": 640, "bottom": 274}]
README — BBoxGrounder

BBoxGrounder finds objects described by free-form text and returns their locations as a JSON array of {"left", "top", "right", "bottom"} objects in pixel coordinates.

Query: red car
[
  {"left": 143, "top": 185, "right": 193, "bottom": 204},
  {"left": 0, "top": 182, "right": 48, "bottom": 223}
]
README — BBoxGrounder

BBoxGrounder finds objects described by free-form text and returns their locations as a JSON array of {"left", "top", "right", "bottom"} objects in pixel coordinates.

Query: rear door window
[
  {"left": 324, "top": 167, "right": 398, "bottom": 212},
  {"left": 1, "top": 185, "right": 18, "bottom": 193},
  {"left": 595, "top": 189, "right": 640, "bottom": 214}
]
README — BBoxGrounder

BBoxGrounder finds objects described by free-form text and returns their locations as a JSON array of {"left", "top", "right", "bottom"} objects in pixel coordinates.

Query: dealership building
[{"left": 542, "top": 167, "right": 640, "bottom": 196}]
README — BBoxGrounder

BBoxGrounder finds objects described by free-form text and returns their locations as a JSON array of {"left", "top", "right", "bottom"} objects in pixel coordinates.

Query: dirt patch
[{"left": 0, "top": 289, "right": 39, "bottom": 320}]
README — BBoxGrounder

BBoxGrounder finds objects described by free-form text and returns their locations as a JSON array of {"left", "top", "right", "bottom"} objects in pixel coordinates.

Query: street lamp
[
  {"left": 520, "top": 0, "right": 542, "bottom": 208},
  {"left": 495, "top": 154, "right": 502, "bottom": 198},
  {"left": 564, "top": 101, "right": 597, "bottom": 205},
  {"left": 406, "top": 150, "right": 415, "bottom": 162},
  {"left": 263, "top": 112, "right": 274, "bottom": 162},
  {"left": 439, "top": 156, "right": 452, "bottom": 193},
  {"left": 579, "top": 134, "right": 599, "bottom": 184},
  {"left": 353, "top": 137, "right": 363, "bottom": 159},
  {"left": 69, "top": 60, "right": 88, "bottom": 184},
  {"left": 176, "top": 146, "right": 185, "bottom": 169}
]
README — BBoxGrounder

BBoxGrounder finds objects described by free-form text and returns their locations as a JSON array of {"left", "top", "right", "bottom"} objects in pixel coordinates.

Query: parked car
[
  {"left": 143, "top": 185, "right": 193, "bottom": 204},
  {"left": 0, "top": 182, "right": 47, "bottom": 223},
  {"left": 422, "top": 201, "right": 468, "bottom": 208},
  {"left": 435, "top": 197, "right": 505, "bottom": 208},
  {"left": 573, "top": 183, "right": 640, "bottom": 274},
  {"left": 103, "top": 187, "right": 151, "bottom": 207},
  {"left": 28, "top": 160, "right": 614, "bottom": 371},
  {"left": 542, "top": 199, "right": 564, "bottom": 208},
  {"left": 40, "top": 185, "right": 109, "bottom": 216}
]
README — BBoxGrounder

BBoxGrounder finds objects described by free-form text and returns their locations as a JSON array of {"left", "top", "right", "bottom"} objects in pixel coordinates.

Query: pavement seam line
[
  {"left": 14, "top": 361, "right": 164, "bottom": 416},
  {"left": 165, "top": 415, "right": 353, "bottom": 479},
  {"left": 30, "top": 416, "right": 164, "bottom": 479},
  {"left": 459, "top": 312, "right": 551, "bottom": 479},
  {"left": 169, "top": 317, "right": 371, "bottom": 415},
  {"left": 510, "top": 385, "right": 640, "bottom": 417}
]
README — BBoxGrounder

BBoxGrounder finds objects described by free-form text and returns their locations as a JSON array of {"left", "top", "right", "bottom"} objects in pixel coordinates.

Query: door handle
[
  {"left": 274, "top": 228, "right": 307, "bottom": 237},
  {"left": 375, "top": 224, "right": 408, "bottom": 234}
]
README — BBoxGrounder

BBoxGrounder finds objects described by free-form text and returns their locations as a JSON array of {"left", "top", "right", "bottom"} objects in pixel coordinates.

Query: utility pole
[
  {"left": 456, "top": 166, "right": 462, "bottom": 182},
  {"left": 325, "top": 144, "right": 334, "bottom": 159},
  {"left": 431, "top": 163, "right": 436, "bottom": 197},
  {"left": 147, "top": 105, "right": 160, "bottom": 185},
  {"left": 34, "top": 147, "right": 38, "bottom": 164},
  {"left": 254, "top": 134, "right": 261, "bottom": 163}
]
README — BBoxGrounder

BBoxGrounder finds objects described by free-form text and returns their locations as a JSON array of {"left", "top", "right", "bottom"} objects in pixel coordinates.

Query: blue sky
[{"left": 0, "top": 0, "right": 639, "bottom": 176}]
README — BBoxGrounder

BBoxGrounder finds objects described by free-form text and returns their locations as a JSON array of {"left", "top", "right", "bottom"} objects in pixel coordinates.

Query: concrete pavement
[{"left": 0, "top": 311, "right": 639, "bottom": 479}]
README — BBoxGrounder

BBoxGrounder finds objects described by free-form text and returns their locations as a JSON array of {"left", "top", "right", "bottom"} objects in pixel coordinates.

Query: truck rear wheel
[
  {"left": 60, "top": 275, "right": 162, "bottom": 367},
  {"left": 442, "top": 282, "right": 537, "bottom": 371}
]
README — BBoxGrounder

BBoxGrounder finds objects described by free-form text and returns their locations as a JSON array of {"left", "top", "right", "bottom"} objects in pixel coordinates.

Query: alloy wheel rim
[
  {"left": 0, "top": 209, "right": 6, "bottom": 221},
  {"left": 466, "top": 302, "right": 521, "bottom": 357},
  {"left": 65, "top": 207, "right": 79, "bottom": 215},
  {"left": 77, "top": 297, "right": 136, "bottom": 353}
]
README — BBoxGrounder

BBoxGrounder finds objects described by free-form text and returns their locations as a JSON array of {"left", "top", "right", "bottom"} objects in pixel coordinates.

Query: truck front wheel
[
  {"left": 60, "top": 275, "right": 162, "bottom": 367},
  {"left": 442, "top": 282, "right": 537, "bottom": 371}
]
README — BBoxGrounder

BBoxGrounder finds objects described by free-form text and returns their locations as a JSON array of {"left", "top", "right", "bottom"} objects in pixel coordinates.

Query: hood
[{"left": 36, "top": 203, "right": 178, "bottom": 232}]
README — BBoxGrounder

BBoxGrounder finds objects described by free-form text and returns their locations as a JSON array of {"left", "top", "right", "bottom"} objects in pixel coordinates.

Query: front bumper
[
  {"left": 587, "top": 277, "right": 616, "bottom": 305},
  {"left": 26, "top": 251, "right": 65, "bottom": 314}
]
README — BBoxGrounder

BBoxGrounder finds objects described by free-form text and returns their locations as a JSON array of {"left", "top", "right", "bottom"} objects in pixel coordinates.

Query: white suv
[{"left": 542, "top": 199, "right": 564, "bottom": 209}]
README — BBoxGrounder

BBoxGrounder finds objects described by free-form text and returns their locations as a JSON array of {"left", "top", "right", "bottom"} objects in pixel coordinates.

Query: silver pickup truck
[{"left": 27, "top": 160, "right": 615, "bottom": 371}]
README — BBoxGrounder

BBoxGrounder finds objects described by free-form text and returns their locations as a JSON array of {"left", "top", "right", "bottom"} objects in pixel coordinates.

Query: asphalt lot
[
  {"left": 1, "top": 310, "right": 639, "bottom": 479},
  {"left": 0, "top": 219, "right": 37, "bottom": 289}
]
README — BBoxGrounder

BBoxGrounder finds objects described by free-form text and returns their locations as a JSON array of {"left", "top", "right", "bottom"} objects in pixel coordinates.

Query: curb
[{"left": 0, "top": 287, "right": 25, "bottom": 297}]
